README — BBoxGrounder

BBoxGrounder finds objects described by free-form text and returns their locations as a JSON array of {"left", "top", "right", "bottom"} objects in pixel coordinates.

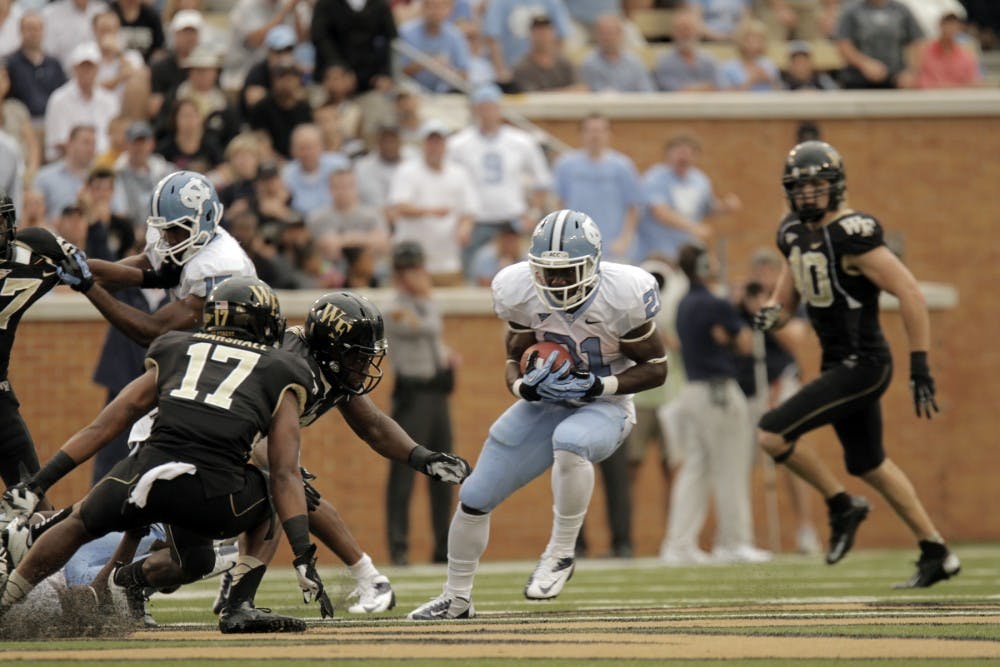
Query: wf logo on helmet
[{"left": 317, "top": 304, "right": 354, "bottom": 336}]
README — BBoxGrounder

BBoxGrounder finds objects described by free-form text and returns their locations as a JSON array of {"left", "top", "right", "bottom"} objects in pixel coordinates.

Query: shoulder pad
[
  {"left": 491, "top": 262, "right": 535, "bottom": 326},
  {"left": 829, "top": 213, "right": 884, "bottom": 256},
  {"left": 14, "top": 228, "right": 67, "bottom": 264}
]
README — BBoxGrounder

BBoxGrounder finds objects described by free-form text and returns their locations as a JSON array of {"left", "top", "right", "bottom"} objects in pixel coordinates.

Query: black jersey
[
  {"left": 281, "top": 326, "right": 350, "bottom": 427},
  {"left": 776, "top": 211, "right": 891, "bottom": 365},
  {"left": 145, "top": 330, "right": 316, "bottom": 496},
  {"left": 0, "top": 229, "right": 69, "bottom": 380}
]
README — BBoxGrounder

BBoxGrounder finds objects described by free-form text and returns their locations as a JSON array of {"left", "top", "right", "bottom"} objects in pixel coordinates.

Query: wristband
[
  {"left": 140, "top": 269, "right": 160, "bottom": 289},
  {"left": 408, "top": 445, "right": 433, "bottom": 472},
  {"left": 910, "top": 351, "right": 929, "bottom": 375},
  {"left": 511, "top": 378, "right": 540, "bottom": 401},
  {"left": 282, "top": 515, "right": 312, "bottom": 557},
  {"left": 33, "top": 450, "right": 77, "bottom": 492},
  {"left": 600, "top": 375, "right": 619, "bottom": 396}
]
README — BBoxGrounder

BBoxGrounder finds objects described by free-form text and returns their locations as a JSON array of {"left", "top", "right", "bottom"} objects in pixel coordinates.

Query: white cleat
[
  {"left": 2, "top": 516, "right": 33, "bottom": 568},
  {"left": 407, "top": 591, "right": 474, "bottom": 620},
  {"left": 659, "top": 545, "right": 712, "bottom": 566},
  {"left": 524, "top": 555, "right": 575, "bottom": 600},
  {"left": 347, "top": 574, "right": 396, "bottom": 614},
  {"left": 712, "top": 545, "right": 773, "bottom": 564}
]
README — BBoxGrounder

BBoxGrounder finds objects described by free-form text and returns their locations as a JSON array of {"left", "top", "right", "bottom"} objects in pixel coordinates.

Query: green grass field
[{"left": 2, "top": 544, "right": 998, "bottom": 666}]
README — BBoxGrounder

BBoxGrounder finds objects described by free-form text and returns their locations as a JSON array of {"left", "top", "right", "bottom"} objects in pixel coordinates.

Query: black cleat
[
  {"left": 110, "top": 567, "right": 157, "bottom": 628},
  {"left": 895, "top": 545, "right": 961, "bottom": 589},
  {"left": 218, "top": 601, "right": 307, "bottom": 634},
  {"left": 826, "top": 496, "right": 870, "bottom": 564}
]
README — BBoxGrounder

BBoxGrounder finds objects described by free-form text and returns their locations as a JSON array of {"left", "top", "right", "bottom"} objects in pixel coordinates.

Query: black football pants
[{"left": 0, "top": 383, "right": 41, "bottom": 487}]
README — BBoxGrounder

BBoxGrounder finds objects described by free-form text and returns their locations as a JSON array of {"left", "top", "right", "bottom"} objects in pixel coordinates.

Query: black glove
[
  {"left": 141, "top": 260, "right": 183, "bottom": 289},
  {"left": 409, "top": 446, "right": 472, "bottom": 484},
  {"left": 55, "top": 251, "right": 94, "bottom": 293},
  {"left": 909, "top": 351, "right": 939, "bottom": 419},
  {"left": 292, "top": 544, "right": 334, "bottom": 618},
  {"left": 752, "top": 305, "right": 782, "bottom": 332}
]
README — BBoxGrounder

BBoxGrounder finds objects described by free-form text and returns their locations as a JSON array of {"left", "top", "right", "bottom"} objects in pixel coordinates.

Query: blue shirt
[
  {"left": 580, "top": 51, "right": 654, "bottom": 92},
  {"left": 34, "top": 160, "right": 85, "bottom": 220},
  {"left": 718, "top": 56, "right": 780, "bottom": 91},
  {"left": 676, "top": 282, "right": 745, "bottom": 381},
  {"left": 483, "top": 0, "right": 572, "bottom": 68},
  {"left": 688, "top": 0, "right": 750, "bottom": 38},
  {"left": 5, "top": 49, "right": 67, "bottom": 118},
  {"left": 652, "top": 47, "right": 719, "bottom": 91},
  {"left": 636, "top": 164, "right": 714, "bottom": 262},
  {"left": 282, "top": 152, "right": 350, "bottom": 217},
  {"left": 566, "top": 0, "right": 620, "bottom": 26},
  {"left": 399, "top": 18, "right": 472, "bottom": 93},
  {"left": 553, "top": 149, "right": 643, "bottom": 257}
]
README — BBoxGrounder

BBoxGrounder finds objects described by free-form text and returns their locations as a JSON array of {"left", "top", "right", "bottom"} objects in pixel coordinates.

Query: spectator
[
  {"left": 282, "top": 123, "right": 349, "bottom": 216},
  {"left": 393, "top": 86, "right": 424, "bottom": 149},
  {"left": 759, "top": 0, "right": 831, "bottom": 41},
  {"left": 229, "top": 209, "right": 303, "bottom": 288},
  {"left": 355, "top": 124, "right": 413, "bottom": 218},
  {"left": 149, "top": 10, "right": 202, "bottom": 120},
  {"left": 384, "top": 240, "right": 457, "bottom": 565},
  {"left": 447, "top": 83, "right": 552, "bottom": 276},
  {"left": 461, "top": 13, "right": 498, "bottom": 88},
  {"left": 94, "top": 114, "right": 130, "bottom": 170},
  {"left": 552, "top": 113, "right": 643, "bottom": 260},
  {"left": 247, "top": 61, "right": 313, "bottom": 158},
  {"left": 227, "top": 0, "right": 310, "bottom": 88},
  {"left": 389, "top": 120, "right": 477, "bottom": 286},
  {"left": 398, "top": 0, "right": 471, "bottom": 92},
  {"left": 155, "top": 98, "right": 223, "bottom": 172},
  {"left": 652, "top": 8, "right": 720, "bottom": 92},
  {"left": 20, "top": 189, "right": 47, "bottom": 229},
  {"left": 0, "top": 0, "right": 22, "bottom": 56},
  {"left": 307, "top": 168, "right": 390, "bottom": 283},
  {"left": 110, "top": 0, "right": 165, "bottom": 62},
  {"left": 44, "top": 43, "right": 119, "bottom": 162},
  {"left": 469, "top": 220, "right": 524, "bottom": 286},
  {"left": 484, "top": 0, "right": 572, "bottom": 84},
  {"left": 718, "top": 19, "right": 780, "bottom": 91},
  {"left": 174, "top": 46, "right": 240, "bottom": 148},
  {"left": 252, "top": 159, "right": 301, "bottom": 236},
  {"left": 916, "top": 12, "right": 983, "bottom": 88},
  {"left": 567, "top": 0, "right": 622, "bottom": 33},
  {"left": 663, "top": 244, "right": 770, "bottom": 565},
  {"left": 310, "top": 0, "right": 396, "bottom": 93},
  {"left": 636, "top": 133, "right": 740, "bottom": 263},
  {"left": 782, "top": 40, "right": 839, "bottom": 90},
  {"left": 687, "top": 0, "right": 750, "bottom": 41},
  {"left": 54, "top": 203, "right": 88, "bottom": 251},
  {"left": 311, "top": 65, "right": 363, "bottom": 142},
  {"left": 0, "top": 62, "right": 40, "bottom": 183},
  {"left": 41, "top": 0, "right": 106, "bottom": 70},
  {"left": 242, "top": 23, "right": 296, "bottom": 113},
  {"left": 114, "top": 120, "right": 175, "bottom": 228},
  {"left": 0, "top": 128, "right": 22, "bottom": 214},
  {"left": 836, "top": 0, "right": 924, "bottom": 89},
  {"left": 93, "top": 10, "right": 150, "bottom": 117},
  {"left": 511, "top": 13, "right": 583, "bottom": 92},
  {"left": 580, "top": 13, "right": 654, "bottom": 92},
  {"left": 5, "top": 12, "right": 67, "bottom": 121},
  {"left": 216, "top": 132, "right": 262, "bottom": 215},
  {"left": 898, "top": 0, "right": 966, "bottom": 39},
  {"left": 35, "top": 125, "right": 96, "bottom": 222},
  {"left": 78, "top": 166, "right": 134, "bottom": 261}
]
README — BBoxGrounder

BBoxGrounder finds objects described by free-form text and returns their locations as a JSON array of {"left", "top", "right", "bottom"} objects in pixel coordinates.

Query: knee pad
[
  {"left": 553, "top": 449, "right": 588, "bottom": 473},
  {"left": 177, "top": 547, "right": 217, "bottom": 581}
]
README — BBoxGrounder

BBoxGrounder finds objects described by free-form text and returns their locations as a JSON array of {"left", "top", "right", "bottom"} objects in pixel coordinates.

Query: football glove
[
  {"left": 909, "top": 352, "right": 939, "bottom": 419},
  {"left": 409, "top": 446, "right": 472, "bottom": 484},
  {"left": 56, "top": 251, "right": 94, "bottom": 293},
  {"left": 752, "top": 305, "right": 782, "bottom": 332},
  {"left": 537, "top": 370, "right": 603, "bottom": 402},
  {"left": 0, "top": 482, "right": 43, "bottom": 519},
  {"left": 518, "top": 351, "right": 569, "bottom": 401},
  {"left": 292, "top": 544, "right": 334, "bottom": 618},
  {"left": 300, "top": 468, "right": 322, "bottom": 512}
]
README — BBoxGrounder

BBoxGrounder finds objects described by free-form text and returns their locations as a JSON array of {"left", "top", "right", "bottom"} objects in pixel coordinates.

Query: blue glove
[
  {"left": 56, "top": 251, "right": 94, "bottom": 292},
  {"left": 538, "top": 370, "right": 604, "bottom": 402},
  {"left": 517, "top": 350, "right": 568, "bottom": 401}
]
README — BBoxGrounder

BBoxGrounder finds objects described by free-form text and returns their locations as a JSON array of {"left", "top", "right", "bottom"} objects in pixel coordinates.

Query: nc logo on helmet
[
  {"left": 179, "top": 177, "right": 211, "bottom": 213},
  {"left": 582, "top": 217, "right": 602, "bottom": 250}
]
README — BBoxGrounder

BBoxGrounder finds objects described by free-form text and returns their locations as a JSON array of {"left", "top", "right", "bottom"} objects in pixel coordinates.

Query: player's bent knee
[
  {"left": 458, "top": 481, "right": 497, "bottom": 514},
  {"left": 177, "top": 547, "right": 217, "bottom": 581},
  {"left": 846, "top": 452, "right": 885, "bottom": 477},
  {"left": 552, "top": 449, "right": 588, "bottom": 473},
  {"left": 459, "top": 502, "right": 487, "bottom": 516},
  {"left": 759, "top": 431, "right": 795, "bottom": 463}
]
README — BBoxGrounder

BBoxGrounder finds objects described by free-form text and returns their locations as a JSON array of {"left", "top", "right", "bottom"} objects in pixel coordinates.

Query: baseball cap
[
  {"left": 68, "top": 42, "right": 101, "bottom": 67},
  {"left": 788, "top": 40, "right": 812, "bottom": 57},
  {"left": 265, "top": 24, "right": 296, "bottom": 51},
  {"left": 170, "top": 9, "right": 204, "bottom": 33},
  {"left": 126, "top": 121, "right": 153, "bottom": 141},
  {"left": 392, "top": 241, "right": 425, "bottom": 270},
  {"left": 469, "top": 83, "right": 502, "bottom": 106},
  {"left": 419, "top": 119, "right": 451, "bottom": 140}
]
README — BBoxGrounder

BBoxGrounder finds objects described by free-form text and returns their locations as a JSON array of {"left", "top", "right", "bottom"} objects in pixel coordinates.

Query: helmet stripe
[{"left": 550, "top": 209, "right": 570, "bottom": 252}]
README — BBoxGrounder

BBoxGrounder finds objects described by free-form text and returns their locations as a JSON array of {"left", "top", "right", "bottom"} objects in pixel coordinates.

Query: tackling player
[
  {"left": 753, "top": 141, "right": 959, "bottom": 588},
  {"left": 408, "top": 209, "right": 667, "bottom": 620}
]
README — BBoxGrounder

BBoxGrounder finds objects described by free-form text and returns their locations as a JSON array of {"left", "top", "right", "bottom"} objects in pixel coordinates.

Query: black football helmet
[
  {"left": 782, "top": 140, "right": 846, "bottom": 223},
  {"left": 203, "top": 276, "right": 286, "bottom": 346},
  {"left": 0, "top": 191, "right": 16, "bottom": 260},
  {"left": 304, "top": 292, "right": 387, "bottom": 396}
]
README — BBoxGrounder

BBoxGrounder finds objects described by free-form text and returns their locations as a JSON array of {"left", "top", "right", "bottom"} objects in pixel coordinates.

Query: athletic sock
[
  {"left": 825, "top": 491, "right": 852, "bottom": 515},
  {"left": 347, "top": 553, "right": 379, "bottom": 583},
  {"left": 919, "top": 540, "right": 948, "bottom": 558},
  {"left": 1, "top": 571, "right": 35, "bottom": 607},
  {"left": 227, "top": 558, "right": 266, "bottom": 607},
  {"left": 544, "top": 450, "right": 594, "bottom": 559},
  {"left": 113, "top": 559, "right": 152, "bottom": 589},
  {"left": 446, "top": 506, "right": 490, "bottom": 599}
]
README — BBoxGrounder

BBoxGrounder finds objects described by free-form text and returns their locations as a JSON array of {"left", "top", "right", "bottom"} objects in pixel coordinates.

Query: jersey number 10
[
  {"left": 170, "top": 342, "right": 262, "bottom": 410},
  {"left": 788, "top": 246, "right": 834, "bottom": 308}
]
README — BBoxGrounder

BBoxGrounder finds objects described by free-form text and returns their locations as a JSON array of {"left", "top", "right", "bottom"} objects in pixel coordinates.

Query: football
[{"left": 520, "top": 341, "right": 574, "bottom": 375}]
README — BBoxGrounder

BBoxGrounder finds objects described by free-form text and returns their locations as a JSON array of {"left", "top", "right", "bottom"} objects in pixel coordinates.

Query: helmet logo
[
  {"left": 581, "top": 218, "right": 602, "bottom": 250},
  {"left": 249, "top": 285, "right": 279, "bottom": 315},
  {"left": 179, "top": 177, "right": 211, "bottom": 213},
  {"left": 316, "top": 303, "right": 354, "bottom": 336}
]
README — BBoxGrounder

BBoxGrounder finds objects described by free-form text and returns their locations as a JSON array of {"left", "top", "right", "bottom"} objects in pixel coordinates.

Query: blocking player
[
  {"left": 408, "top": 209, "right": 668, "bottom": 620},
  {"left": 0, "top": 277, "right": 330, "bottom": 627},
  {"left": 753, "top": 141, "right": 959, "bottom": 588}
]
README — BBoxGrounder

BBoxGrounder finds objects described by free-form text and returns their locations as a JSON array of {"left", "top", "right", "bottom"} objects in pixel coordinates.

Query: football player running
[
  {"left": 211, "top": 292, "right": 472, "bottom": 631},
  {"left": 0, "top": 278, "right": 328, "bottom": 629},
  {"left": 408, "top": 210, "right": 667, "bottom": 620},
  {"left": 753, "top": 141, "right": 959, "bottom": 588}
]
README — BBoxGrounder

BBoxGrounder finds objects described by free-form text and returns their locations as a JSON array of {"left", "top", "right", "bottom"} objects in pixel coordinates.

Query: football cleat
[
  {"left": 712, "top": 545, "right": 772, "bottom": 564},
  {"left": 347, "top": 574, "right": 396, "bottom": 614},
  {"left": 407, "top": 592, "right": 474, "bottom": 621},
  {"left": 218, "top": 601, "right": 307, "bottom": 634},
  {"left": 212, "top": 571, "right": 233, "bottom": 616},
  {"left": 826, "top": 496, "right": 870, "bottom": 565},
  {"left": 2, "top": 516, "right": 33, "bottom": 569},
  {"left": 110, "top": 566, "right": 158, "bottom": 628},
  {"left": 894, "top": 546, "right": 961, "bottom": 589},
  {"left": 659, "top": 545, "right": 712, "bottom": 566},
  {"left": 524, "top": 555, "right": 575, "bottom": 600}
]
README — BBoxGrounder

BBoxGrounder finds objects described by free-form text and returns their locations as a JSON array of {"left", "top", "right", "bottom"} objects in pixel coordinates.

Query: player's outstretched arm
[
  {"left": 82, "top": 285, "right": 202, "bottom": 346},
  {"left": 89, "top": 256, "right": 182, "bottom": 292},
  {"left": 755, "top": 260, "right": 800, "bottom": 332}
]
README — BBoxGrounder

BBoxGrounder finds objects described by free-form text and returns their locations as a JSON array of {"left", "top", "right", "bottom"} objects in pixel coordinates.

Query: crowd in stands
[{"left": 0, "top": 0, "right": 994, "bottom": 289}]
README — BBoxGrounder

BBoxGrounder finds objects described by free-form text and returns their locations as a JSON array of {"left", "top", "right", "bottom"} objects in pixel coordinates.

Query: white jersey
[
  {"left": 447, "top": 125, "right": 552, "bottom": 222},
  {"left": 492, "top": 261, "right": 660, "bottom": 422},
  {"left": 128, "top": 227, "right": 257, "bottom": 445}
]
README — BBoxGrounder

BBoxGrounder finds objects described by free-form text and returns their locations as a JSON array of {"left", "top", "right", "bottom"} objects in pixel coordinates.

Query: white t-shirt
[
  {"left": 388, "top": 158, "right": 479, "bottom": 275},
  {"left": 491, "top": 261, "right": 661, "bottom": 423},
  {"left": 447, "top": 125, "right": 551, "bottom": 223},
  {"left": 43, "top": 80, "right": 120, "bottom": 162}
]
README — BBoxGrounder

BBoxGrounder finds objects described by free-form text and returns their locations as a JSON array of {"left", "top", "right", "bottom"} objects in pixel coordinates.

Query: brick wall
[{"left": 11, "top": 115, "right": 999, "bottom": 565}]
